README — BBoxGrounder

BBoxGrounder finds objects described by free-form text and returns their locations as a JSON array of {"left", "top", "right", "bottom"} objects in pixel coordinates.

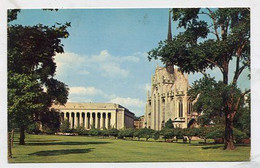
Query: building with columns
[{"left": 52, "top": 102, "right": 134, "bottom": 130}]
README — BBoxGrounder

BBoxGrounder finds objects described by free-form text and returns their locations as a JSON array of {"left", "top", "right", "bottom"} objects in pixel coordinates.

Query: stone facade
[
  {"left": 52, "top": 102, "right": 134, "bottom": 130},
  {"left": 144, "top": 66, "right": 198, "bottom": 130},
  {"left": 134, "top": 116, "right": 144, "bottom": 129}
]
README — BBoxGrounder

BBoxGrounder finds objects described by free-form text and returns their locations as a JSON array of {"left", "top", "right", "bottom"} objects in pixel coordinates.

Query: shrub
[
  {"left": 118, "top": 128, "right": 134, "bottom": 139},
  {"left": 42, "top": 125, "right": 56, "bottom": 134},
  {"left": 164, "top": 119, "right": 174, "bottom": 129},
  {"left": 108, "top": 128, "right": 119, "bottom": 138},
  {"left": 26, "top": 122, "right": 41, "bottom": 134},
  {"left": 101, "top": 129, "right": 109, "bottom": 138},
  {"left": 60, "top": 120, "right": 70, "bottom": 133},
  {"left": 153, "top": 131, "right": 160, "bottom": 140},
  {"left": 75, "top": 126, "right": 88, "bottom": 135},
  {"left": 234, "top": 128, "right": 248, "bottom": 143},
  {"left": 88, "top": 129, "right": 101, "bottom": 136},
  {"left": 160, "top": 128, "right": 174, "bottom": 142}
]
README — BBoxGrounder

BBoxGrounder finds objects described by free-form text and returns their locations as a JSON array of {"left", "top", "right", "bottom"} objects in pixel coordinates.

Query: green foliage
[
  {"left": 108, "top": 128, "right": 119, "bottom": 138},
  {"left": 88, "top": 129, "right": 101, "bottom": 136},
  {"left": 197, "top": 127, "right": 214, "bottom": 143},
  {"left": 26, "top": 123, "right": 41, "bottom": 135},
  {"left": 8, "top": 9, "right": 70, "bottom": 144},
  {"left": 233, "top": 128, "right": 248, "bottom": 143},
  {"left": 183, "top": 128, "right": 198, "bottom": 143},
  {"left": 205, "top": 126, "right": 224, "bottom": 139},
  {"left": 153, "top": 131, "right": 160, "bottom": 140},
  {"left": 164, "top": 119, "right": 174, "bottom": 129},
  {"left": 59, "top": 120, "right": 70, "bottom": 133},
  {"left": 134, "top": 128, "right": 155, "bottom": 141},
  {"left": 101, "top": 129, "right": 109, "bottom": 137},
  {"left": 174, "top": 128, "right": 184, "bottom": 141},
  {"left": 118, "top": 128, "right": 134, "bottom": 139},
  {"left": 160, "top": 128, "right": 174, "bottom": 141},
  {"left": 42, "top": 125, "right": 56, "bottom": 135},
  {"left": 75, "top": 126, "right": 88, "bottom": 135}
]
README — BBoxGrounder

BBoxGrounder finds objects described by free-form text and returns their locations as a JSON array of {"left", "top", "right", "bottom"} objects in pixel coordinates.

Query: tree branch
[
  {"left": 206, "top": 8, "right": 220, "bottom": 41},
  {"left": 234, "top": 89, "right": 250, "bottom": 115},
  {"left": 205, "top": 58, "right": 223, "bottom": 73},
  {"left": 232, "top": 40, "right": 248, "bottom": 85}
]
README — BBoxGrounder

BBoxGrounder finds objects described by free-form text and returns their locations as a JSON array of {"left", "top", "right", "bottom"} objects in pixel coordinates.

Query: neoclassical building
[
  {"left": 52, "top": 102, "right": 134, "bottom": 130},
  {"left": 144, "top": 66, "right": 197, "bottom": 130}
]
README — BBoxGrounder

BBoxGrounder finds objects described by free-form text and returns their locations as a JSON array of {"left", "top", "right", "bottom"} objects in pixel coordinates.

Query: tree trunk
[
  {"left": 8, "top": 132, "right": 12, "bottom": 158},
  {"left": 11, "top": 129, "right": 14, "bottom": 148},
  {"left": 19, "top": 126, "right": 25, "bottom": 145},
  {"left": 224, "top": 113, "right": 235, "bottom": 150}
]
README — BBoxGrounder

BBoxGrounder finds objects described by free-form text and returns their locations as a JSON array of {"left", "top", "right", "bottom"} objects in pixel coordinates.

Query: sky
[{"left": 11, "top": 9, "right": 250, "bottom": 117}]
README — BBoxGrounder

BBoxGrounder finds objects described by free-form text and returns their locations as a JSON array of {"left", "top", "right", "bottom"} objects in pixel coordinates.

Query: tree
[
  {"left": 164, "top": 119, "right": 174, "bottom": 129},
  {"left": 108, "top": 128, "right": 119, "bottom": 139},
  {"left": 160, "top": 128, "right": 174, "bottom": 142},
  {"left": 183, "top": 128, "right": 198, "bottom": 143},
  {"left": 148, "top": 8, "right": 250, "bottom": 150},
  {"left": 8, "top": 9, "right": 70, "bottom": 145}
]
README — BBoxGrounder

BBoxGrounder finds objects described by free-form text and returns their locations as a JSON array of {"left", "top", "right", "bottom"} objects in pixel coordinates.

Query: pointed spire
[{"left": 167, "top": 9, "right": 172, "bottom": 41}]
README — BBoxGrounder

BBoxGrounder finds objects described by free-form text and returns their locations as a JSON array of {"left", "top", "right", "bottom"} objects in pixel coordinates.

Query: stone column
[
  {"left": 79, "top": 112, "right": 83, "bottom": 127},
  {"left": 85, "top": 113, "right": 88, "bottom": 129},
  {"left": 65, "top": 112, "right": 69, "bottom": 121},
  {"left": 74, "top": 113, "right": 78, "bottom": 128},
  {"left": 95, "top": 113, "right": 98, "bottom": 129},
  {"left": 100, "top": 113, "right": 104, "bottom": 129},
  {"left": 90, "top": 113, "right": 94, "bottom": 129},
  {"left": 106, "top": 113, "right": 109, "bottom": 129},
  {"left": 69, "top": 112, "right": 73, "bottom": 129}
]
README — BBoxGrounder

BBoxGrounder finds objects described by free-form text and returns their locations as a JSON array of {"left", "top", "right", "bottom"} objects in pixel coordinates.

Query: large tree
[
  {"left": 8, "top": 10, "right": 70, "bottom": 145},
  {"left": 148, "top": 8, "right": 250, "bottom": 150}
]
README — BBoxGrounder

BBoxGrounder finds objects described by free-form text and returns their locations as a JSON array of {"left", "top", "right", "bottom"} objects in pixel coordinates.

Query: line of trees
[{"left": 26, "top": 120, "right": 249, "bottom": 144}]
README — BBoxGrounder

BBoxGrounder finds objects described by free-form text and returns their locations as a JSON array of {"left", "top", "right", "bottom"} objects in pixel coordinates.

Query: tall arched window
[{"left": 179, "top": 100, "right": 183, "bottom": 117}]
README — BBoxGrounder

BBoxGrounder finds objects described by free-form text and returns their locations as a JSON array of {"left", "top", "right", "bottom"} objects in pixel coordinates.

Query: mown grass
[{"left": 9, "top": 134, "right": 250, "bottom": 163}]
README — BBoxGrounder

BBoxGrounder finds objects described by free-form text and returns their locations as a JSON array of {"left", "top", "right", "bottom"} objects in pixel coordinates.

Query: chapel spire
[
  {"left": 166, "top": 9, "right": 174, "bottom": 73},
  {"left": 167, "top": 9, "right": 172, "bottom": 41}
]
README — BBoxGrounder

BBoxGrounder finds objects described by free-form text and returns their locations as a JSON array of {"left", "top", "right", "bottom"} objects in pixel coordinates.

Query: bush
[
  {"left": 160, "top": 128, "right": 174, "bottom": 142},
  {"left": 164, "top": 119, "right": 174, "bottom": 129},
  {"left": 26, "top": 122, "right": 41, "bottom": 134},
  {"left": 75, "top": 126, "right": 89, "bottom": 135},
  {"left": 60, "top": 120, "right": 70, "bottom": 133},
  {"left": 118, "top": 128, "right": 134, "bottom": 139},
  {"left": 174, "top": 128, "right": 184, "bottom": 142},
  {"left": 108, "top": 128, "right": 119, "bottom": 138},
  {"left": 234, "top": 128, "right": 248, "bottom": 143},
  {"left": 101, "top": 129, "right": 109, "bottom": 138},
  {"left": 88, "top": 129, "right": 101, "bottom": 136},
  {"left": 42, "top": 125, "right": 56, "bottom": 134},
  {"left": 153, "top": 131, "right": 160, "bottom": 140},
  {"left": 133, "top": 129, "right": 142, "bottom": 140}
]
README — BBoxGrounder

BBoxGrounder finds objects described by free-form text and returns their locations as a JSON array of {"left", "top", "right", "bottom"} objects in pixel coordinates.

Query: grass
[{"left": 9, "top": 133, "right": 250, "bottom": 163}]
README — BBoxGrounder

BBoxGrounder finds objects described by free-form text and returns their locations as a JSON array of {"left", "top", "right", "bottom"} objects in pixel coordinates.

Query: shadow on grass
[
  {"left": 26, "top": 141, "right": 111, "bottom": 146},
  {"left": 29, "top": 148, "right": 94, "bottom": 156}
]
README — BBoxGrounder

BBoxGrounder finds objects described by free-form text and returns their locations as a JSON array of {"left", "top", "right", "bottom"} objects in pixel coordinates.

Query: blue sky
[{"left": 11, "top": 9, "right": 250, "bottom": 116}]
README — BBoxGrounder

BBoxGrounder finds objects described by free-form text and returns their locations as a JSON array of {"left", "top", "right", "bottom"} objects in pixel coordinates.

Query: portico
[{"left": 52, "top": 102, "right": 134, "bottom": 129}]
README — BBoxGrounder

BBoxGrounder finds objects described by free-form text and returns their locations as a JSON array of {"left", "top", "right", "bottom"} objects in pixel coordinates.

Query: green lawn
[{"left": 9, "top": 134, "right": 250, "bottom": 163}]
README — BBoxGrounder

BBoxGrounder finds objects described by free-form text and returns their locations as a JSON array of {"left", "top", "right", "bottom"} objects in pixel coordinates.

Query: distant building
[
  {"left": 52, "top": 102, "right": 135, "bottom": 130},
  {"left": 143, "top": 11, "right": 198, "bottom": 130},
  {"left": 134, "top": 116, "right": 144, "bottom": 129}
]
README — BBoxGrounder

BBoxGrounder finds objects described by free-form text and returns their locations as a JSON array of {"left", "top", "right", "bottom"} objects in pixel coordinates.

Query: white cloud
[
  {"left": 70, "top": 86, "right": 103, "bottom": 96},
  {"left": 109, "top": 97, "right": 145, "bottom": 108},
  {"left": 55, "top": 50, "right": 141, "bottom": 78}
]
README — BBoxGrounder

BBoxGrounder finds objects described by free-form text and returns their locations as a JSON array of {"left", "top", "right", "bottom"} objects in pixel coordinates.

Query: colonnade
[{"left": 60, "top": 112, "right": 112, "bottom": 129}]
